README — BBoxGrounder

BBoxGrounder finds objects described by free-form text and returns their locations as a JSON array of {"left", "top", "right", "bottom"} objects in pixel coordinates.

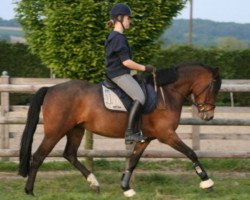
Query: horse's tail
[{"left": 18, "top": 87, "right": 49, "bottom": 177}]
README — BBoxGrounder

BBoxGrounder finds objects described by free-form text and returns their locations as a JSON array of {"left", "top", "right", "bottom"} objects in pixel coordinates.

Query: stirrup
[{"left": 125, "top": 131, "right": 147, "bottom": 144}]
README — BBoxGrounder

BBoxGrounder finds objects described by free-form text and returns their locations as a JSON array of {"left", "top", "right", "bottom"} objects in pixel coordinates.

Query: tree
[{"left": 15, "top": 0, "right": 187, "bottom": 82}]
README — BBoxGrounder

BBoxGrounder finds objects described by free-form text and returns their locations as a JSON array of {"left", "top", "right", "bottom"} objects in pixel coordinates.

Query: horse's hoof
[
  {"left": 25, "top": 188, "right": 34, "bottom": 196},
  {"left": 206, "top": 186, "right": 214, "bottom": 192},
  {"left": 123, "top": 189, "right": 136, "bottom": 197},
  {"left": 200, "top": 178, "right": 214, "bottom": 189},
  {"left": 87, "top": 173, "right": 100, "bottom": 193},
  {"left": 91, "top": 185, "right": 100, "bottom": 193}
]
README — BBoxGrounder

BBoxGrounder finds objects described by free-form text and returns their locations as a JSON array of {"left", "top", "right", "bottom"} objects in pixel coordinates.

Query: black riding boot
[{"left": 125, "top": 100, "right": 147, "bottom": 144}]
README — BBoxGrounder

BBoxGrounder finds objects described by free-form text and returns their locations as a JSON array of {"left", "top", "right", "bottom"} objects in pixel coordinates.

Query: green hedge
[
  {"left": 0, "top": 41, "right": 49, "bottom": 105},
  {"left": 0, "top": 41, "right": 49, "bottom": 77},
  {"left": 150, "top": 45, "right": 250, "bottom": 106},
  {"left": 151, "top": 45, "right": 250, "bottom": 79}
]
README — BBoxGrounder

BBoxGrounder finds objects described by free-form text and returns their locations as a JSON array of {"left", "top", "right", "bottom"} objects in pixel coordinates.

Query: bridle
[
  {"left": 191, "top": 79, "right": 217, "bottom": 113},
  {"left": 152, "top": 71, "right": 216, "bottom": 113},
  {"left": 154, "top": 74, "right": 217, "bottom": 113}
]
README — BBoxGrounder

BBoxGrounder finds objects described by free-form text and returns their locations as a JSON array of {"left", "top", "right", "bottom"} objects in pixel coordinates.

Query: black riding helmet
[{"left": 110, "top": 3, "right": 132, "bottom": 19}]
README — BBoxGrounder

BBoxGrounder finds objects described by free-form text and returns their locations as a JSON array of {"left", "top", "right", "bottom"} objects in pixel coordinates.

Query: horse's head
[
  {"left": 191, "top": 66, "right": 221, "bottom": 121},
  {"left": 147, "top": 64, "right": 221, "bottom": 121}
]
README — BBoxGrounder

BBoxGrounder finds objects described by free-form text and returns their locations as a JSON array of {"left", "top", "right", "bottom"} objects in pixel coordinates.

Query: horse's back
[
  {"left": 50, "top": 79, "right": 95, "bottom": 91},
  {"left": 46, "top": 80, "right": 99, "bottom": 98},
  {"left": 42, "top": 80, "right": 101, "bottom": 131}
]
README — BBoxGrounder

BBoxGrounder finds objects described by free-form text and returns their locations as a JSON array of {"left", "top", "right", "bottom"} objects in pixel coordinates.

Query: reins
[{"left": 152, "top": 71, "right": 167, "bottom": 109}]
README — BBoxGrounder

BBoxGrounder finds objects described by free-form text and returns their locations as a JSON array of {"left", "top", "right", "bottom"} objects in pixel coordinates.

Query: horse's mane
[
  {"left": 145, "top": 66, "right": 178, "bottom": 86},
  {"left": 146, "top": 62, "right": 221, "bottom": 93}
]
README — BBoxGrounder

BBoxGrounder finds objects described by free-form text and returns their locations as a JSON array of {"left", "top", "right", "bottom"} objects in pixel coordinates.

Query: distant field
[
  {"left": 0, "top": 27, "right": 23, "bottom": 40},
  {"left": 0, "top": 26, "right": 22, "bottom": 31}
]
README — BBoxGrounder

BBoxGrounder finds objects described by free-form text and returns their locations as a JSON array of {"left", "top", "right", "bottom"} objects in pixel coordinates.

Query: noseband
[{"left": 192, "top": 80, "right": 216, "bottom": 113}]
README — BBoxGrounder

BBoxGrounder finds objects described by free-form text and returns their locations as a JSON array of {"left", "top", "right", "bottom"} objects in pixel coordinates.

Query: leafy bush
[
  {"left": 0, "top": 41, "right": 49, "bottom": 77},
  {"left": 0, "top": 41, "right": 49, "bottom": 105}
]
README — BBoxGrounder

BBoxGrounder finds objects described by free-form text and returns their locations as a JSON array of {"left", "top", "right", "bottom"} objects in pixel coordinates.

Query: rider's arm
[{"left": 122, "top": 59, "right": 146, "bottom": 71}]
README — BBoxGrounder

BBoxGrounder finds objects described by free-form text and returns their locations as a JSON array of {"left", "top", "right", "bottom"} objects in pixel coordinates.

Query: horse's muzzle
[{"left": 198, "top": 111, "right": 214, "bottom": 121}]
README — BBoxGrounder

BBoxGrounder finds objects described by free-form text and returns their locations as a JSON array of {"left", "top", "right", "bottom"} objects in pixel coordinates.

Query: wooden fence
[{"left": 1, "top": 71, "right": 250, "bottom": 158}]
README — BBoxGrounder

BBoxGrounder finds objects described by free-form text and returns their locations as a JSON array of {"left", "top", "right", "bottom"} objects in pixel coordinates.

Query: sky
[
  {"left": 175, "top": 0, "right": 250, "bottom": 24},
  {"left": 0, "top": 0, "right": 250, "bottom": 24}
]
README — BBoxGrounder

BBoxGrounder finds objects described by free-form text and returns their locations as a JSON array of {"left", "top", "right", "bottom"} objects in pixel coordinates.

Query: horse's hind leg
[
  {"left": 63, "top": 127, "right": 100, "bottom": 192},
  {"left": 160, "top": 132, "right": 214, "bottom": 189},
  {"left": 25, "top": 135, "right": 62, "bottom": 195},
  {"left": 121, "top": 140, "right": 151, "bottom": 197}
]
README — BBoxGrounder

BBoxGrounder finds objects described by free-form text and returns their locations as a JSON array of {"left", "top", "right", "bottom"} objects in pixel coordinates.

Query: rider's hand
[{"left": 144, "top": 65, "right": 156, "bottom": 73}]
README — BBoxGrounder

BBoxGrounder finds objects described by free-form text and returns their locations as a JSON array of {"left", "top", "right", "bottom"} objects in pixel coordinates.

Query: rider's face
[{"left": 122, "top": 15, "right": 131, "bottom": 29}]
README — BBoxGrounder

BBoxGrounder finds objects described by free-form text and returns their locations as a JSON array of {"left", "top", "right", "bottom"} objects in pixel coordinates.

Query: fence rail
[{"left": 1, "top": 73, "right": 250, "bottom": 158}]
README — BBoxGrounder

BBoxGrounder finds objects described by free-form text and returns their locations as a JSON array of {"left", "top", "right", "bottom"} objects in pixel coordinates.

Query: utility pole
[{"left": 188, "top": 0, "right": 193, "bottom": 45}]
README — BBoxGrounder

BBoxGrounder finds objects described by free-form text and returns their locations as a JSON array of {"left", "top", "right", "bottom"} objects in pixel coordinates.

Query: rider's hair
[
  {"left": 107, "top": 16, "right": 124, "bottom": 28},
  {"left": 107, "top": 19, "right": 115, "bottom": 28}
]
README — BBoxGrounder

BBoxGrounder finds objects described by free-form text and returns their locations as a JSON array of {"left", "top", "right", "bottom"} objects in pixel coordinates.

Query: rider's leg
[
  {"left": 125, "top": 100, "right": 146, "bottom": 144},
  {"left": 111, "top": 74, "right": 147, "bottom": 144}
]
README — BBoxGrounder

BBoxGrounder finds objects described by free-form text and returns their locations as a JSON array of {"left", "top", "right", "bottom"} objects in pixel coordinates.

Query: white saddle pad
[{"left": 102, "top": 85, "right": 127, "bottom": 112}]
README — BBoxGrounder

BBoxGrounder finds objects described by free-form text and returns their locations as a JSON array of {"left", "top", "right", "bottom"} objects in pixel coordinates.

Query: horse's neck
[
  {"left": 159, "top": 85, "right": 186, "bottom": 113},
  {"left": 162, "top": 73, "right": 194, "bottom": 109},
  {"left": 171, "top": 78, "right": 193, "bottom": 99}
]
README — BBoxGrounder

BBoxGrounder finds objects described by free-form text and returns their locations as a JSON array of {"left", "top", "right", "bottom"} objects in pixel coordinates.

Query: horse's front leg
[
  {"left": 159, "top": 131, "right": 214, "bottom": 189},
  {"left": 121, "top": 139, "right": 151, "bottom": 197}
]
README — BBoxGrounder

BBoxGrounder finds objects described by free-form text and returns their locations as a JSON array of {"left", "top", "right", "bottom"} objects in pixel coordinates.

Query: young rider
[{"left": 105, "top": 3, "right": 155, "bottom": 144}]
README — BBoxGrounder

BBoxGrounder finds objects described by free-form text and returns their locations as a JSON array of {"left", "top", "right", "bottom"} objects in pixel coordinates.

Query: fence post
[
  {"left": 230, "top": 92, "right": 234, "bottom": 107},
  {"left": 0, "top": 71, "right": 10, "bottom": 161},
  {"left": 191, "top": 105, "right": 200, "bottom": 150}
]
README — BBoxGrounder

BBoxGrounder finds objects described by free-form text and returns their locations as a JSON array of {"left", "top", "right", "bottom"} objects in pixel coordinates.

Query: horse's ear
[
  {"left": 212, "top": 67, "right": 222, "bottom": 91},
  {"left": 213, "top": 67, "right": 219, "bottom": 76}
]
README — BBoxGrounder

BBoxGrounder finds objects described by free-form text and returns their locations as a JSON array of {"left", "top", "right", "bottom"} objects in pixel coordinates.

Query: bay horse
[{"left": 19, "top": 63, "right": 221, "bottom": 197}]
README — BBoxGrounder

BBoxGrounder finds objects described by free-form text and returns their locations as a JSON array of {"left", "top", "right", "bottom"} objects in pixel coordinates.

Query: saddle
[{"left": 102, "top": 75, "right": 157, "bottom": 113}]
